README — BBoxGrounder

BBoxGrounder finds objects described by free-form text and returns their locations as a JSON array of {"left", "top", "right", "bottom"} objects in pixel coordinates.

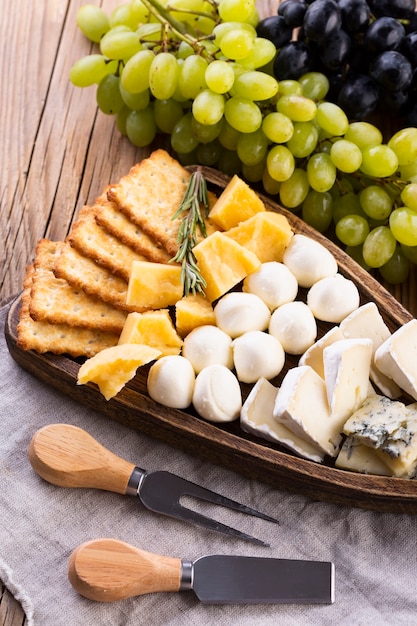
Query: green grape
[
  {"left": 315, "top": 102, "right": 349, "bottom": 136},
  {"left": 121, "top": 49, "right": 154, "bottom": 93},
  {"left": 110, "top": 4, "right": 138, "bottom": 29},
  {"left": 213, "top": 21, "right": 256, "bottom": 44},
  {"left": 192, "top": 90, "right": 225, "bottom": 125},
  {"left": 388, "top": 127, "right": 417, "bottom": 166},
  {"left": 232, "top": 71, "right": 279, "bottom": 100},
  {"left": 76, "top": 5, "right": 110, "bottom": 43},
  {"left": 136, "top": 23, "right": 163, "bottom": 43},
  {"left": 276, "top": 80, "right": 302, "bottom": 96},
  {"left": 279, "top": 168, "right": 309, "bottom": 210},
  {"left": 344, "top": 121, "right": 382, "bottom": 149},
  {"left": 191, "top": 117, "right": 223, "bottom": 143},
  {"left": 331, "top": 176, "right": 354, "bottom": 198},
  {"left": 96, "top": 74, "right": 124, "bottom": 115},
  {"left": 169, "top": 0, "right": 206, "bottom": 23},
  {"left": 239, "top": 38, "right": 277, "bottom": 69},
  {"left": 266, "top": 145, "right": 295, "bottom": 182},
  {"left": 196, "top": 139, "right": 222, "bottom": 166},
  {"left": 119, "top": 83, "right": 150, "bottom": 110},
  {"left": 177, "top": 41, "right": 194, "bottom": 60},
  {"left": 399, "top": 159, "right": 417, "bottom": 183},
  {"left": 362, "top": 226, "right": 396, "bottom": 268},
  {"left": 218, "top": 149, "right": 242, "bottom": 176},
  {"left": 171, "top": 112, "right": 200, "bottom": 153},
  {"left": 116, "top": 105, "right": 130, "bottom": 135},
  {"left": 359, "top": 185, "right": 392, "bottom": 221},
  {"left": 335, "top": 214, "right": 370, "bottom": 246},
  {"left": 149, "top": 52, "right": 179, "bottom": 100},
  {"left": 176, "top": 149, "right": 198, "bottom": 166},
  {"left": 242, "top": 160, "right": 266, "bottom": 182},
  {"left": 218, "top": 0, "right": 256, "bottom": 22},
  {"left": 332, "top": 192, "right": 363, "bottom": 224},
  {"left": 298, "top": 72, "right": 329, "bottom": 101},
  {"left": 401, "top": 183, "right": 417, "bottom": 211},
  {"left": 100, "top": 30, "right": 142, "bottom": 60},
  {"left": 401, "top": 243, "right": 417, "bottom": 264},
  {"left": 306, "top": 152, "right": 336, "bottom": 192},
  {"left": 276, "top": 95, "right": 317, "bottom": 122},
  {"left": 379, "top": 245, "right": 410, "bottom": 284},
  {"left": 224, "top": 97, "right": 262, "bottom": 133},
  {"left": 345, "top": 244, "right": 370, "bottom": 270},
  {"left": 236, "top": 129, "right": 268, "bottom": 166},
  {"left": 178, "top": 55, "right": 208, "bottom": 100},
  {"left": 70, "top": 55, "right": 118, "bottom": 87},
  {"left": 154, "top": 98, "right": 184, "bottom": 133},
  {"left": 301, "top": 190, "right": 333, "bottom": 232},
  {"left": 130, "top": 0, "right": 151, "bottom": 23},
  {"left": 220, "top": 28, "right": 255, "bottom": 60},
  {"left": 125, "top": 106, "right": 156, "bottom": 146},
  {"left": 286, "top": 122, "right": 318, "bottom": 158},
  {"left": 330, "top": 139, "right": 362, "bottom": 174},
  {"left": 218, "top": 120, "right": 241, "bottom": 150},
  {"left": 262, "top": 168, "right": 281, "bottom": 195},
  {"left": 205, "top": 60, "right": 235, "bottom": 94},
  {"left": 262, "top": 112, "right": 293, "bottom": 144},
  {"left": 389, "top": 207, "right": 417, "bottom": 246},
  {"left": 360, "top": 145, "right": 399, "bottom": 178}
]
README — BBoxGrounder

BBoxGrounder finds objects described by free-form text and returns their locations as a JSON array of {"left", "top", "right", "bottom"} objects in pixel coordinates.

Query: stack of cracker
[{"left": 17, "top": 150, "right": 211, "bottom": 358}]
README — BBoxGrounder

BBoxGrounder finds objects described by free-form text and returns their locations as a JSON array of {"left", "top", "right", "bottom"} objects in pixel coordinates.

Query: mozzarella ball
[
  {"left": 269, "top": 301, "right": 317, "bottom": 355},
  {"left": 182, "top": 325, "right": 233, "bottom": 374},
  {"left": 242, "top": 262, "right": 298, "bottom": 310},
  {"left": 214, "top": 292, "right": 271, "bottom": 338},
  {"left": 147, "top": 355, "right": 195, "bottom": 409},
  {"left": 192, "top": 364, "right": 242, "bottom": 423},
  {"left": 232, "top": 330, "right": 285, "bottom": 383},
  {"left": 307, "top": 274, "right": 360, "bottom": 323},
  {"left": 283, "top": 233, "right": 338, "bottom": 288}
]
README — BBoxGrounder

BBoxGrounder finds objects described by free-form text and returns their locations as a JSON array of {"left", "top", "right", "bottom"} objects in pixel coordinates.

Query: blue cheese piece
[
  {"left": 298, "top": 326, "right": 344, "bottom": 378},
  {"left": 335, "top": 436, "right": 392, "bottom": 476},
  {"left": 240, "top": 377, "right": 324, "bottom": 463},
  {"left": 339, "top": 302, "right": 401, "bottom": 399},
  {"left": 273, "top": 365, "right": 340, "bottom": 457},
  {"left": 374, "top": 319, "right": 417, "bottom": 401},
  {"left": 376, "top": 403, "right": 417, "bottom": 478},
  {"left": 343, "top": 394, "right": 408, "bottom": 448},
  {"left": 323, "top": 338, "right": 373, "bottom": 433}
]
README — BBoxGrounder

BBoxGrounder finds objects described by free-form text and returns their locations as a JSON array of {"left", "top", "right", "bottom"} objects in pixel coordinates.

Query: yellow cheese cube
[
  {"left": 175, "top": 293, "right": 216, "bottom": 337},
  {"left": 193, "top": 231, "right": 261, "bottom": 302},
  {"left": 118, "top": 309, "right": 183, "bottom": 356},
  {"left": 225, "top": 211, "right": 293, "bottom": 262},
  {"left": 126, "top": 260, "right": 183, "bottom": 309},
  {"left": 208, "top": 175, "right": 266, "bottom": 230}
]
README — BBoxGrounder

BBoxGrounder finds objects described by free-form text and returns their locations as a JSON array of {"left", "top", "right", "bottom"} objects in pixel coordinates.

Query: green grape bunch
[{"left": 71, "top": 0, "right": 417, "bottom": 285}]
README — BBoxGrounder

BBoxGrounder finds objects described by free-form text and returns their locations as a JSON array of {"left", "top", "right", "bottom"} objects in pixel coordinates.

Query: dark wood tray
[{"left": 5, "top": 167, "right": 417, "bottom": 513}]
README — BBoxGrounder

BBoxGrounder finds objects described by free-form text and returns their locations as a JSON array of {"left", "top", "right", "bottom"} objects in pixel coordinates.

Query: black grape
[
  {"left": 278, "top": 0, "right": 307, "bottom": 28},
  {"left": 318, "top": 29, "right": 352, "bottom": 70},
  {"left": 337, "top": 74, "right": 380, "bottom": 119},
  {"left": 363, "top": 17, "right": 406, "bottom": 55},
  {"left": 256, "top": 15, "right": 293, "bottom": 48},
  {"left": 370, "top": 51, "right": 414, "bottom": 92},
  {"left": 273, "top": 41, "right": 314, "bottom": 79},
  {"left": 338, "top": 0, "right": 370, "bottom": 34},
  {"left": 369, "top": 0, "right": 416, "bottom": 19},
  {"left": 402, "top": 31, "right": 417, "bottom": 65},
  {"left": 303, "top": 0, "right": 342, "bottom": 42}
]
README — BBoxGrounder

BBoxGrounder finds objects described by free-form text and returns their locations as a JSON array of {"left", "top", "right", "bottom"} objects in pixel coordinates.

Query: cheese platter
[{"left": 5, "top": 165, "right": 417, "bottom": 513}]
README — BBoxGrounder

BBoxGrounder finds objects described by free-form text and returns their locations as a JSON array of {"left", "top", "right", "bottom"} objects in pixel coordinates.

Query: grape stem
[{"left": 171, "top": 168, "right": 210, "bottom": 296}]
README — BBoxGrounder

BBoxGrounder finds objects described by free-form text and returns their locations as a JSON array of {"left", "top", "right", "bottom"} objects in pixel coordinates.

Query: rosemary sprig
[{"left": 171, "top": 169, "right": 210, "bottom": 296}]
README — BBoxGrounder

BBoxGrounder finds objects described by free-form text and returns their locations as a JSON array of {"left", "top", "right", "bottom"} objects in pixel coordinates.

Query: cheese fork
[{"left": 28, "top": 424, "right": 278, "bottom": 545}]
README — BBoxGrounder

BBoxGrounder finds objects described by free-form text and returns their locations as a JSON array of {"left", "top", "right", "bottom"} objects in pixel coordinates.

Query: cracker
[
  {"left": 95, "top": 191, "right": 172, "bottom": 264},
  {"left": 53, "top": 242, "right": 145, "bottom": 313},
  {"left": 17, "top": 265, "right": 119, "bottom": 357},
  {"left": 29, "top": 239, "right": 127, "bottom": 333},
  {"left": 68, "top": 202, "right": 148, "bottom": 281}
]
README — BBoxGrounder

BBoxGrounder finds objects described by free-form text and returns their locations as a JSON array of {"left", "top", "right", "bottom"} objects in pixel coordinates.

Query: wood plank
[{"left": 0, "top": 581, "right": 26, "bottom": 626}]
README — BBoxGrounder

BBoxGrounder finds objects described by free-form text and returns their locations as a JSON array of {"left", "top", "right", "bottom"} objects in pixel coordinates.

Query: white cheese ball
[
  {"left": 147, "top": 355, "right": 195, "bottom": 409},
  {"left": 242, "top": 262, "right": 298, "bottom": 310},
  {"left": 232, "top": 330, "right": 285, "bottom": 383},
  {"left": 307, "top": 273, "right": 360, "bottom": 323},
  {"left": 192, "top": 364, "right": 242, "bottom": 423},
  {"left": 269, "top": 301, "right": 317, "bottom": 355},
  {"left": 214, "top": 292, "right": 271, "bottom": 338},
  {"left": 283, "top": 233, "right": 338, "bottom": 288},
  {"left": 182, "top": 325, "right": 233, "bottom": 374}
]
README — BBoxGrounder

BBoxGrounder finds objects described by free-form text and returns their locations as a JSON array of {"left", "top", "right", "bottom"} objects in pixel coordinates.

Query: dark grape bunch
[
  {"left": 70, "top": 0, "right": 417, "bottom": 285},
  {"left": 262, "top": 0, "right": 417, "bottom": 124}
]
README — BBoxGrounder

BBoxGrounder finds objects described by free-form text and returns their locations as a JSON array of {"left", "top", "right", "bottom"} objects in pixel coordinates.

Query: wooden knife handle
[
  {"left": 28, "top": 424, "right": 136, "bottom": 494},
  {"left": 68, "top": 539, "right": 182, "bottom": 602}
]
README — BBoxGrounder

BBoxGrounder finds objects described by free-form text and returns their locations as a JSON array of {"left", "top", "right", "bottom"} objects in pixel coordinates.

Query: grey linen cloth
[{"left": 1, "top": 299, "right": 417, "bottom": 626}]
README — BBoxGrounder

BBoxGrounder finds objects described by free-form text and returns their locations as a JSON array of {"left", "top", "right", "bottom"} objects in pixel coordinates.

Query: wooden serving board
[{"left": 5, "top": 167, "right": 417, "bottom": 513}]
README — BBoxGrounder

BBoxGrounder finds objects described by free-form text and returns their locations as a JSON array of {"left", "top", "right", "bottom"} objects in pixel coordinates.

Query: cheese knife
[{"left": 69, "top": 538, "right": 335, "bottom": 604}]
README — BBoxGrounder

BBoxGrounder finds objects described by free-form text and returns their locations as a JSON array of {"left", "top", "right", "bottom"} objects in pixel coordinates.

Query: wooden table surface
[{"left": 1, "top": 1, "right": 416, "bottom": 624}]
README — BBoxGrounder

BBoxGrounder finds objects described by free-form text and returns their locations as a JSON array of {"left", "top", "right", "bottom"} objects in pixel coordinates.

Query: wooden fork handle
[
  {"left": 28, "top": 424, "right": 136, "bottom": 494},
  {"left": 68, "top": 539, "right": 182, "bottom": 602}
]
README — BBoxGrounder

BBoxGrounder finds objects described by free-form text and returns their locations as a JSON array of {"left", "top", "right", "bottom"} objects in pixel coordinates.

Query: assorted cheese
[{"left": 307, "top": 274, "right": 360, "bottom": 323}]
